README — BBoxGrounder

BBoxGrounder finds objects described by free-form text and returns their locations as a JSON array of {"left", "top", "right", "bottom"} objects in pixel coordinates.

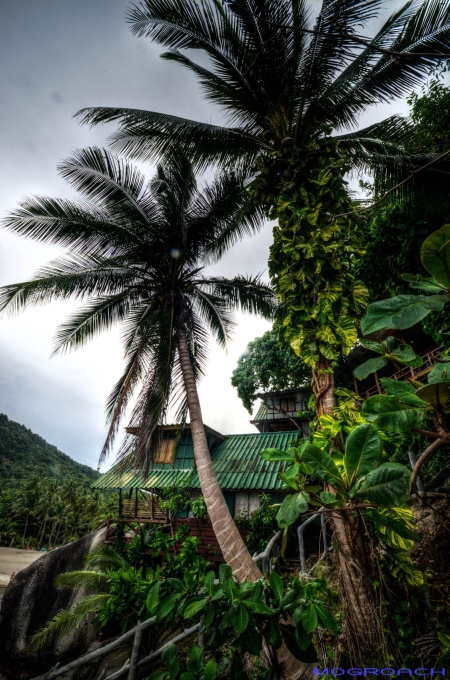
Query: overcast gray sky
[{"left": 0, "top": 0, "right": 410, "bottom": 471}]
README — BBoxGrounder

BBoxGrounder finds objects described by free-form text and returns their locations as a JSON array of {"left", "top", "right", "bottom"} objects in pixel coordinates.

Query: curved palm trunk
[
  {"left": 177, "top": 328, "right": 261, "bottom": 583},
  {"left": 316, "top": 363, "right": 388, "bottom": 664},
  {"left": 177, "top": 329, "right": 309, "bottom": 680}
]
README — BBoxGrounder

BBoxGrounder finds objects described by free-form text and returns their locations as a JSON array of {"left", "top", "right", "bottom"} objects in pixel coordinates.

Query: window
[
  {"left": 154, "top": 439, "right": 177, "bottom": 464},
  {"left": 280, "top": 397, "right": 295, "bottom": 413}
]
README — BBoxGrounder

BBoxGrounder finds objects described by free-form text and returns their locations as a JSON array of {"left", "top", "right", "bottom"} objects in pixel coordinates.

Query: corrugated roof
[
  {"left": 253, "top": 403, "right": 267, "bottom": 421},
  {"left": 94, "top": 430, "right": 299, "bottom": 491}
]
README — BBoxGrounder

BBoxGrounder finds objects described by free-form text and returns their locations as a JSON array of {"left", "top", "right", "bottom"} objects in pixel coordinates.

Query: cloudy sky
[{"left": 0, "top": 0, "right": 410, "bottom": 471}]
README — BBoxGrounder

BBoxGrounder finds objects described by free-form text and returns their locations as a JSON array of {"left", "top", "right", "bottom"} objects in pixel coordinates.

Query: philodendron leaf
[
  {"left": 380, "top": 378, "right": 428, "bottom": 407},
  {"left": 409, "top": 276, "right": 447, "bottom": 293},
  {"left": 361, "top": 294, "right": 447, "bottom": 334},
  {"left": 362, "top": 395, "right": 425, "bottom": 432},
  {"left": 353, "top": 356, "right": 388, "bottom": 380},
  {"left": 388, "top": 344, "right": 418, "bottom": 365},
  {"left": 303, "top": 444, "right": 346, "bottom": 491},
  {"left": 415, "top": 381, "right": 450, "bottom": 409},
  {"left": 421, "top": 224, "right": 450, "bottom": 288},
  {"left": 276, "top": 492, "right": 309, "bottom": 529},
  {"left": 344, "top": 424, "right": 382, "bottom": 486},
  {"left": 428, "top": 362, "right": 450, "bottom": 384},
  {"left": 355, "top": 463, "right": 411, "bottom": 507},
  {"left": 359, "top": 339, "right": 383, "bottom": 353}
]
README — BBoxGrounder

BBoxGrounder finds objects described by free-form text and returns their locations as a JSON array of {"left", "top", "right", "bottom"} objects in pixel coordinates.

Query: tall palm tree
[
  {"left": 0, "top": 148, "right": 274, "bottom": 583},
  {"left": 77, "top": 0, "right": 450, "bottom": 409},
  {"left": 74, "top": 0, "right": 450, "bottom": 664}
]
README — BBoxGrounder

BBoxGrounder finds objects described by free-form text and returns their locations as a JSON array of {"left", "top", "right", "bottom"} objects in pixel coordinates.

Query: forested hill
[{"left": 0, "top": 413, "right": 99, "bottom": 486}]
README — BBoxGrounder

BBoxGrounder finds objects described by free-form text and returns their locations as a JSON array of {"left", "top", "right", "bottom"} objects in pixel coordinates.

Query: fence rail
[{"left": 360, "top": 345, "right": 444, "bottom": 399}]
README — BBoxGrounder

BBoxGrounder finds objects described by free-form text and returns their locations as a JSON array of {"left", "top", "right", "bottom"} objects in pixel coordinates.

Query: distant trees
[
  {"left": 231, "top": 329, "right": 310, "bottom": 413},
  {"left": 0, "top": 477, "right": 116, "bottom": 550}
]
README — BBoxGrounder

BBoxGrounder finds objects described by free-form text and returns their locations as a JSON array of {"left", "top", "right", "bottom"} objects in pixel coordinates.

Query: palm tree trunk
[
  {"left": 37, "top": 518, "right": 47, "bottom": 551},
  {"left": 22, "top": 513, "right": 29, "bottom": 549},
  {"left": 177, "top": 328, "right": 261, "bottom": 583},
  {"left": 177, "top": 328, "right": 308, "bottom": 680},
  {"left": 315, "top": 361, "right": 388, "bottom": 664}
]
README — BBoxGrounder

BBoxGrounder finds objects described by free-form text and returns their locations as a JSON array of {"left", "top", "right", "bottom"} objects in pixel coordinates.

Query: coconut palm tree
[
  {"left": 0, "top": 148, "right": 274, "bottom": 583},
  {"left": 77, "top": 0, "right": 450, "bottom": 410},
  {"left": 75, "top": 1, "right": 450, "bottom": 663}
]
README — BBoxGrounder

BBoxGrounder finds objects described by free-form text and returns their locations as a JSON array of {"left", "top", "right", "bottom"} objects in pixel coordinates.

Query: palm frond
[
  {"left": 76, "top": 108, "right": 263, "bottom": 171},
  {"left": 29, "top": 594, "right": 110, "bottom": 651},
  {"left": 55, "top": 570, "right": 108, "bottom": 592},
  {"left": 85, "top": 544, "right": 131, "bottom": 571},
  {"left": 198, "top": 275, "right": 277, "bottom": 318}
]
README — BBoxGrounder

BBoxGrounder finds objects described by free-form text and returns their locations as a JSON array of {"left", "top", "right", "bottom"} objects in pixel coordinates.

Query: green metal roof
[
  {"left": 93, "top": 430, "right": 298, "bottom": 491},
  {"left": 253, "top": 403, "right": 267, "bottom": 421}
]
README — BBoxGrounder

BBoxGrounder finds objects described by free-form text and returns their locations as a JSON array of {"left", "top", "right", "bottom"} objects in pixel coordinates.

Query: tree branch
[
  {"left": 253, "top": 530, "right": 282, "bottom": 562},
  {"left": 106, "top": 624, "right": 202, "bottom": 680},
  {"left": 30, "top": 617, "right": 157, "bottom": 680},
  {"left": 412, "top": 438, "right": 447, "bottom": 489}
]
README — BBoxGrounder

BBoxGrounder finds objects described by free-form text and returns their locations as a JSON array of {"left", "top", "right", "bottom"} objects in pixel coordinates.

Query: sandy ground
[{"left": 0, "top": 547, "right": 43, "bottom": 588}]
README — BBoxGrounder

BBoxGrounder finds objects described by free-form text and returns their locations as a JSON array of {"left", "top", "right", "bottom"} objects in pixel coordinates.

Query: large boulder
[{"left": 0, "top": 528, "right": 106, "bottom": 675}]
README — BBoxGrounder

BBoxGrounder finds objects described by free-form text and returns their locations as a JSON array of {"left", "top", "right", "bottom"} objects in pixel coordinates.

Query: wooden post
[
  {"left": 119, "top": 488, "right": 122, "bottom": 519},
  {"left": 150, "top": 490, "right": 153, "bottom": 521}
]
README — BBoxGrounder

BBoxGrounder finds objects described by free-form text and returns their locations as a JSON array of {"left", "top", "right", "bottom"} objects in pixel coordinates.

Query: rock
[{"left": 0, "top": 528, "right": 107, "bottom": 675}]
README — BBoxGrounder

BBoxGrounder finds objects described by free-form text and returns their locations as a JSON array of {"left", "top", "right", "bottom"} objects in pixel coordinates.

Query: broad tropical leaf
[
  {"left": 421, "top": 224, "right": 450, "bottom": 288},
  {"left": 361, "top": 294, "right": 448, "bottom": 334},
  {"left": 344, "top": 424, "right": 382, "bottom": 486},
  {"left": 362, "top": 395, "right": 425, "bottom": 431},
  {"left": 354, "top": 463, "right": 411, "bottom": 507}
]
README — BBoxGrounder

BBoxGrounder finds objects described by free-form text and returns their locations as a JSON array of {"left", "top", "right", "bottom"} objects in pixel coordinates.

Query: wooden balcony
[
  {"left": 359, "top": 345, "right": 444, "bottom": 399},
  {"left": 120, "top": 494, "right": 167, "bottom": 523}
]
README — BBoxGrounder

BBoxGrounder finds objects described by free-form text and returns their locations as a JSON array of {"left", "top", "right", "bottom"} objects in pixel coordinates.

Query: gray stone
[{"left": 0, "top": 528, "right": 106, "bottom": 674}]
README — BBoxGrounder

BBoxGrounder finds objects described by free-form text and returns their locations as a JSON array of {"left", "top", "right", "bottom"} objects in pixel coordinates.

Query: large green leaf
[
  {"left": 276, "top": 492, "right": 309, "bottom": 529},
  {"left": 355, "top": 463, "right": 411, "bottom": 507},
  {"left": 302, "top": 444, "right": 346, "bottom": 490},
  {"left": 240, "top": 623, "right": 263, "bottom": 656},
  {"left": 269, "top": 571, "right": 284, "bottom": 601},
  {"left": 344, "top": 424, "right": 382, "bottom": 486},
  {"left": 280, "top": 624, "right": 318, "bottom": 663},
  {"left": 388, "top": 344, "right": 419, "bottom": 365},
  {"left": 421, "top": 224, "right": 450, "bottom": 288},
  {"left": 428, "top": 362, "right": 450, "bottom": 384},
  {"left": 363, "top": 508, "right": 421, "bottom": 543},
  {"left": 301, "top": 604, "right": 318, "bottom": 634},
  {"left": 183, "top": 597, "right": 208, "bottom": 619},
  {"left": 380, "top": 378, "right": 428, "bottom": 408},
  {"left": 353, "top": 356, "right": 388, "bottom": 380},
  {"left": 415, "top": 381, "right": 450, "bottom": 409},
  {"left": 362, "top": 395, "right": 424, "bottom": 432},
  {"left": 361, "top": 295, "right": 447, "bottom": 334},
  {"left": 314, "top": 604, "right": 339, "bottom": 632},
  {"left": 232, "top": 604, "right": 249, "bottom": 634}
]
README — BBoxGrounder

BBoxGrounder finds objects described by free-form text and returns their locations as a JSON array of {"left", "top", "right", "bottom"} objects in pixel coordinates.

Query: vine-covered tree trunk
[
  {"left": 177, "top": 328, "right": 309, "bottom": 680},
  {"left": 320, "top": 374, "right": 388, "bottom": 664}
]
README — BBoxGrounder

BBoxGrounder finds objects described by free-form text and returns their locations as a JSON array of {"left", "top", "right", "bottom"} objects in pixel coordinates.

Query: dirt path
[{"left": 0, "top": 547, "right": 43, "bottom": 588}]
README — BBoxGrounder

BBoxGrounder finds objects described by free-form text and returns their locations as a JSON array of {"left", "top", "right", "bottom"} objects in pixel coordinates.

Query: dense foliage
[
  {"left": 0, "top": 413, "right": 98, "bottom": 485},
  {"left": 231, "top": 329, "right": 310, "bottom": 413},
  {"left": 0, "top": 475, "right": 116, "bottom": 550}
]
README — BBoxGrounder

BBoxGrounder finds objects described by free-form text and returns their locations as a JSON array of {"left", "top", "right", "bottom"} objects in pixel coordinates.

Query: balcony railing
[
  {"left": 120, "top": 495, "right": 167, "bottom": 523},
  {"left": 360, "top": 346, "right": 444, "bottom": 399}
]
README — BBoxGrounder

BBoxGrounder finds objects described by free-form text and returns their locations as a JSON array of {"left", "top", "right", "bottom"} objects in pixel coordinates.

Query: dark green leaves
[
  {"left": 421, "top": 224, "right": 450, "bottom": 288},
  {"left": 232, "top": 604, "right": 249, "bottom": 634},
  {"left": 362, "top": 395, "right": 424, "bottom": 432},
  {"left": 415, "top": 382, "right": 450, "bottom": 409},
  {"left": 270, "top": 571, "right": 284, "bottom": 601},
  {"left": 353, "top": 356, "right": 388, "bottom": 380},
  {"left": 361, "top": 294, "right": 447, "bottom": 334},
  {"left": 183, "top": 596, "right": 207, "bottom": 619},
  {"left": 344, "top": 424, "right": 382, "bottom": 486},
  {"left": 276, "top": 492, "right": 309, "bottom": 529},
  {"left": 303, "top": 444, "right": 346, "bottom": 490},
  {"left": 355, "top": 463, "right": 411, "bottom": 507}
]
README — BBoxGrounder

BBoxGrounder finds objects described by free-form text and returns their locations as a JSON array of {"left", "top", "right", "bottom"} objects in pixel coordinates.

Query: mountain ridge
[{"left": 0, "top": 413, "right": 99, "bottom": 486}]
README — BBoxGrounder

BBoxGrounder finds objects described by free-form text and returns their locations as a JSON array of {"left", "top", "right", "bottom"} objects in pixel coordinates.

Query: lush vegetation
[{"left": 2, "top": 0, "right": 450, "bottom": 677}]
